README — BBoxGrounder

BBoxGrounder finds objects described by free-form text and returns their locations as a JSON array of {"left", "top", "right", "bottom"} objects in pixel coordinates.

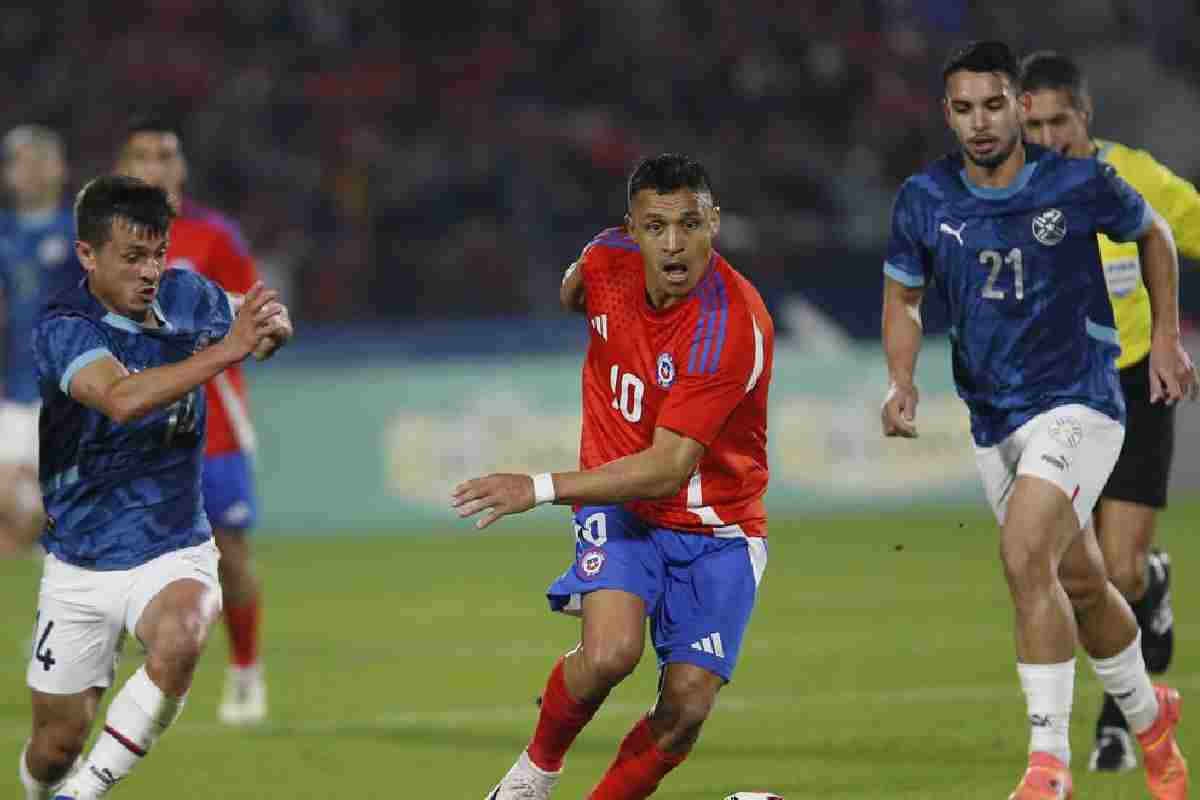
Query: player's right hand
[
  {"left": 881, "top": 381, "right": 919, "bottom": 438},
  {"left": 226, "top": 281, "right": 283, "bottom": 361}
]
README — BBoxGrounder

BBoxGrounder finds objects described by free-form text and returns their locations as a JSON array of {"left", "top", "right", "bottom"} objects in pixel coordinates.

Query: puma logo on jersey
[
  {"left": 590, "top": 314, "right": 608, "bottom": 340},
  {"left": 939, "top": 221, "right": 966, "bottom": 246}
]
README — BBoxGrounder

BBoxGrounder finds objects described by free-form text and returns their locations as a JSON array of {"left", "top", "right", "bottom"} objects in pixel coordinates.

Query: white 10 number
[
  {"left": 609, "top": 365, "right": 644, "bottom": 423},
  {"left": 981, "top": 248, "right": 1024, "bottom": 300}
]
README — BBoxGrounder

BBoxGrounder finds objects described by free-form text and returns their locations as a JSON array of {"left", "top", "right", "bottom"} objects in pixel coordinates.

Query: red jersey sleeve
[
  {"left": 206, "top": 227, "right": 259, "bottom": 294},
  {"left": 656, "top": 302, "right": 763, "bottom": 447}
]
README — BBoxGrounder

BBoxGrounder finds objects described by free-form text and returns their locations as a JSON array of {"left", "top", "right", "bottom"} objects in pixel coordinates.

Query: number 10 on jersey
[{"left": 610, "top": 365, "right": 644, "bottom": 423}]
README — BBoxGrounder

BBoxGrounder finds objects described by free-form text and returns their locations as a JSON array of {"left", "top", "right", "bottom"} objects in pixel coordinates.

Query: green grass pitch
[{"left": 1, "top": 501, "right": 1196, "bottom": 798}]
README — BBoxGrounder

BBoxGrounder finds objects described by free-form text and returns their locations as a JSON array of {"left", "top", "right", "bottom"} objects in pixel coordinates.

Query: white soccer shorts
[
  {"left": 0, "top": 401, "right": 39, "bottom": 466},
  {"left": 26, "top": 539, "right": 221, "bottom": 695},
  {"left": 975, "top": 403, "right": 1125, "bottom": 528}
]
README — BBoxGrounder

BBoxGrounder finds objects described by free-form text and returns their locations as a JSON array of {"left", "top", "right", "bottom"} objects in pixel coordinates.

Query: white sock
[
  {"left": 65, "top": 667, "right": 185, "bottom": 798},
  {"left": 19, "top": 741, "right": 59, "bottom": 800},
  {"left": 1017, "top": 660, "right": 1075, "bottom": 766},
  {"left": 1090, "top": 630, "right": 1159, "bottom": 734}
]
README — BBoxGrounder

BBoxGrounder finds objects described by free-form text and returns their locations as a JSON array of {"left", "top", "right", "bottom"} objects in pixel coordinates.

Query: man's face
[
  {"left": 1022, "top": 88, "right": 1092, "bottom": 158},
  {"left": 627, "top": 188, "right": 720, "bottom": 308},
  {"left": 943, "top": 70, "right": 1023, "bottom": 169},
  {"left": 116, "top": 131, "right": 186, "bottom": 197},
  {"left": 77, "top": 219, "right": 168, "bottom": 321},
  {"left": 3, "top": 141, "right": 65, "bottom": 210}
]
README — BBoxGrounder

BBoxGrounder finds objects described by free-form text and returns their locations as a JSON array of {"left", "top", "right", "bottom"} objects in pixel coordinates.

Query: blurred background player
[
  {"left": 114, "top": 115, "right": 267, "bottom": 725},
  {"left": 882, "top": 41, "right": 1192, "bottom": 799},
  {"left": 0, "top": 125, "right": 82, "bottom": 557},
  {"left": 1020, "top": 49, "right": 1200, "bottom": 774},
  {"left": 455, "top": 154, "right": 775, "bottom": 800}
]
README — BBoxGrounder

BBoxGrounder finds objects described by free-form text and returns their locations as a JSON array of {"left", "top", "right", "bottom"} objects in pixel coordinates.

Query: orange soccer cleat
[
  {"left": 1008, "top": 752, "right": 1073, "bottom": 800},
  {"left": 1138, "top": 685, "right": 1189, "bottom": 800}
]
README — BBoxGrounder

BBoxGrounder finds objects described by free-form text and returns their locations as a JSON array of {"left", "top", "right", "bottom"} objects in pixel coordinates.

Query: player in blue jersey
[
  {"left": 17, "top": 176, "right": 291, "bottom": 800},
  {"left": 0, "top": 125, "right": 83, "bottom": 556},
  {"left": 880, "top": 42, "right": 1192, "bottom": 799}
]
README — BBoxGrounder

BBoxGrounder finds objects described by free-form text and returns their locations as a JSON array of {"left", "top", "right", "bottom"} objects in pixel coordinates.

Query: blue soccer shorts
[
  {"left": 202, "top": 451, "right": 258, "bottom": 532},
  {"left": 547, "top": 505, "right": 767, "bottom": 681}
]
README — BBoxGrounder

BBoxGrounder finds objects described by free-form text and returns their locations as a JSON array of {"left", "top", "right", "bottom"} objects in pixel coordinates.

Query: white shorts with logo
[
  {"left": 26, "top": 540, "right": 221, "bottom": 695},
  {"left": 975, "top": 403, "right": 1126, "bottom": 528},
  {"left": 0, "top": 401, "right": 39, "bottom": 466}
]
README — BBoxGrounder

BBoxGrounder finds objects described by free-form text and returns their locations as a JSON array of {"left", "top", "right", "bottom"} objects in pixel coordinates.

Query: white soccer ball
[{"left": 724, "top": 794, "right": 784, "bottom": 800}]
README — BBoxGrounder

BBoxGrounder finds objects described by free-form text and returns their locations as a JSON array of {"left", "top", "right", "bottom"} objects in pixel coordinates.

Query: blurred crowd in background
[{"left": 2, "top": 0, "right": 1198, "bottom": 331}]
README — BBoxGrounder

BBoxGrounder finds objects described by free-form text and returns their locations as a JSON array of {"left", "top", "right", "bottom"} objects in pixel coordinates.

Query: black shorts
[{"left": 1101, "top": 356, "right": 1175, "bottom": 508}]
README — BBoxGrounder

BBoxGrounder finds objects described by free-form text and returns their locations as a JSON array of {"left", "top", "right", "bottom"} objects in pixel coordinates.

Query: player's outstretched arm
[
  {"left": 560, "top": 259, "right": 586, "bottom": 313},
  {"left": 1136, "top": 211, "right": 1199, "bottom": 404},
  {"left": 452, "top": 427, "right": 704, "bottom": 530},
  {"left": 68, "top": 283, "right": 284, "bottom": 423},
  {"left": 881, "top": 276, "right": 923, "bottom": 437}
]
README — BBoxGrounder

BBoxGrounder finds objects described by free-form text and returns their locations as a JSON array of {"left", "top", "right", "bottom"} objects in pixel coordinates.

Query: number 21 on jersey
[
  {"left": 981, "top": 248, "right": 1024, "bottom": 301},
  {"left": 610, "top": 365, "right": 644, "bottom": 423}
]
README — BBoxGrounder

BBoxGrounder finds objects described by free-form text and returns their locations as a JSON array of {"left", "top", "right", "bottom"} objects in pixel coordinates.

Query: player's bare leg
[
  {"left": 21, "top": 689, "right": 101, "bottom": 799},
  {"left": 488, "top": 590, "right": 644, "bottom": 800},
  {"left": 588, "top": 663, "right": 721, "bottom": 799},
  {"left": 0, "top": 464, "right": 44, "bottom": 557},
  {"left": 57, "top": 579, "right": 220, "bottom": 799},
  {"left": 1091, "top": 500, "right": 1174, "bottom": 770},
  {"left": 215, "top": 528, "right": 267, "bottom": 724},
  {"left": 1000, "top": 476, "right": 1080, "bottom": 798},
  {"left": 1060, "top": 519, "right": 1188, "bottom": 797}
]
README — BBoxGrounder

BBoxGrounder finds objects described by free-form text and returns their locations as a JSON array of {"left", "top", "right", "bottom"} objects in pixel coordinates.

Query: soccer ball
[{"left": 724, "top": 794, "right": 784, "bottom": 800}]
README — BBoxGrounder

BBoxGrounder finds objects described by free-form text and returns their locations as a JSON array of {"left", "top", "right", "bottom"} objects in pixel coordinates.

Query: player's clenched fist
[
  {"left": 452, "top": 473, "right": 536, "bottom": 529},
  {"left": 881, "top": 381, "right": 919, "bottom": 438}
]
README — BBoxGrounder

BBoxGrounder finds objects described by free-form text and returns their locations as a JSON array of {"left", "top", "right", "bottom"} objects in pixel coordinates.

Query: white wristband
[{"left": 532, "top": 472, "right": 556, "bottom": 506}]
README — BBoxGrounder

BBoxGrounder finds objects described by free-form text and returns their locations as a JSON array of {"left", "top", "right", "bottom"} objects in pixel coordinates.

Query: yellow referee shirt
[{"left": 1096, "top": 139, "right": 1200, "bottom": 369}]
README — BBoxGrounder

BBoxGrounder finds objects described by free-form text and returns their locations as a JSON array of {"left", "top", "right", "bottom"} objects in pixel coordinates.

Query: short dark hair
[
  {"left": 121, "top": 113, "right": 184, "bottom": 151},
  {"left": 627, "top": 153, "right": 715, "bottom": 207},
  {"left": 74, "top": 175, "right": 176, "bottom": 248},
  {"left": 1019, "top": 50, "right": 1090, "bottom": 111},
  {"left": 942, "top": 40, "right": 1018, "bottom": 85}
]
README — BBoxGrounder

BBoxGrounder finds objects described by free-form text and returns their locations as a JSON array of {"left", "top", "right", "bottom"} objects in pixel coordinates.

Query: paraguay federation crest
[
  {"left": 655, "top": 352, "right": 676, "bottom": 389},
  {"left": 1032, "top": 208, "right": 1067, "bottom": 246}
]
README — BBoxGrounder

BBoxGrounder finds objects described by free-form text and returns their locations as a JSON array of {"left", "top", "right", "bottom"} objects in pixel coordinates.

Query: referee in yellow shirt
[{"left": 1020, "top": 50, "right": 1200, "bottom": 774}]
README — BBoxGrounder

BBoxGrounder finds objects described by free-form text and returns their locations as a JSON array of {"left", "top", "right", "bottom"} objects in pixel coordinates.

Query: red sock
[
  {"left": 587, "top": 717, "right": 689, "bottom": 800},
  {"left": 223, "top": 599, "right": 260, "bottom": 667},
  {"left": 526, "top": 655, "right": 601, "bottom": 772}
]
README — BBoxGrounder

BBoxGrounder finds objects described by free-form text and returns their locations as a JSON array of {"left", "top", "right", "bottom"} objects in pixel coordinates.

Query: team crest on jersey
[
  {"left": 1032, "top": 209, "right": 1067, "bottom": 246},
  {"left": 577, "top": 547, "right": 606, "bottom": 580},
  {"left": 37, "top": 236, "right": 68, "bottom": 266},
  {"left": 1048, "top": 416, "right": 1083, "bottom": 448},
  {"left": 655, "top": 352, "right": 676, "bottom": 389}
]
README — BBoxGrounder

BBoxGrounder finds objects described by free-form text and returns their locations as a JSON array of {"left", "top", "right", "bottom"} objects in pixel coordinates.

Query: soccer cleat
[
  {"left": 484, "top": 750, "right": 560, "bottom": 800},
  {"left": 1088, "top": 725, "right": 1138, "bottom": 773},
  {"left": 1008, "top": 752, "right": 1073, "bottom": 800},
  {"left": 1138, "top": 685, "right": 1189, "bottom": 800},
  {"left": 218, "top": 665, "right": 267, "bottom": 725}
]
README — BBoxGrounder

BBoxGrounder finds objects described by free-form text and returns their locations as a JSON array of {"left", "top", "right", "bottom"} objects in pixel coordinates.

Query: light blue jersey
[
  {"left": 884, "top": 144, "right": 1152, "bottom": 446},
  {"left": 0, "top": 207, "right": 83, "bottom": 402},
  {"left": 32, "top": 269, "right": 234, "bottom": 570}
]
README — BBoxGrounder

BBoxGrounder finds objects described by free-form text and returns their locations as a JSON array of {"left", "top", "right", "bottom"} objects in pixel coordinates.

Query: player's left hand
[
  {"left": 452, "top": 473, "right": 535, "bottom": 529},
  {"left": 253, "top": 303, "right": 294, "bottom": 361},
  {"left": 1149, "top": 332, "right": 1198, "bottom": 405}
]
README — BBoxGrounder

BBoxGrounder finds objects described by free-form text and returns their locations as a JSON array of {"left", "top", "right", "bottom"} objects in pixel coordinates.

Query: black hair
[
  {"left": 942, "top": 40, "right": 1018, "bottom": 85},
  {"left": 74, "top": 175, "right": 176, "bottom": 248},
  {"left": 1018, "top": 50, "right": 1091, "bottom": 111},
  {"left": 627, "top": 153, "right": 715, "bottom": 207},
  {"left": 121, "top": 113, "right": 184, "bottom": 151}
]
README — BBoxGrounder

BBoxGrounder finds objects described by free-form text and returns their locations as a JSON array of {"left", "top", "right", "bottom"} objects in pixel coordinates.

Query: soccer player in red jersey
[
  {"left": 454, "top": 154, "right": 774, "bottom": 800},
  {"left": 114, "top": 116, "right": 267, "bottom": 724}
]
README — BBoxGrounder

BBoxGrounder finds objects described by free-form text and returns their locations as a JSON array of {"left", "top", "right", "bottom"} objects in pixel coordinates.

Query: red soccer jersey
[
  {"left": 167, "top": 199, "right": 259, "bottom": 456},
  {"left": 578, "top": 227, "right": 774, "bottom": 537}
]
